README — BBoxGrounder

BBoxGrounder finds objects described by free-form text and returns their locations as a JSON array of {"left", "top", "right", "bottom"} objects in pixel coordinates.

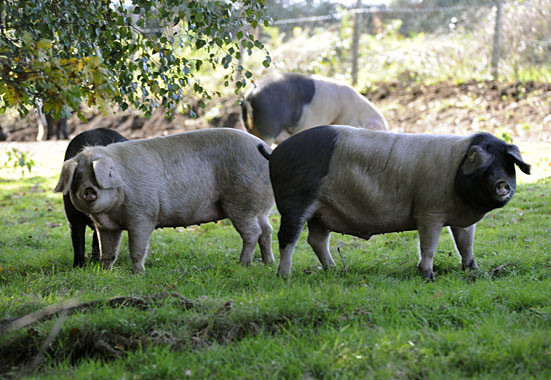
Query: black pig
[{"left": 62, "top": 128, "right": 128, "bottom": 267}]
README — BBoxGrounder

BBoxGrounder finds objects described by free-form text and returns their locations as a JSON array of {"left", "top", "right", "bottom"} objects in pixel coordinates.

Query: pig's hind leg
[
  {"left": 275, "top": 198, "right": 321, "bottom": 276},
  {"left": 257, "top": 215, "right": 275, "bottom": 264},
  {"left": 276, "top": 213, "right": 306, "bottom": 276},
  {"left": 229, "top": 215, "right": 263, "bottom": 266},
  {"left": 307, "top": 218, "right": 336, "bottom": 270}
]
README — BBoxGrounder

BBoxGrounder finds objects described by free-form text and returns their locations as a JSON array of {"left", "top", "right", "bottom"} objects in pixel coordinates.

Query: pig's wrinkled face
[
  {"left": 455, "top": 133, "right": 531, "bottom": 213},
  {"left": 54, "top": 150, "right": 123, "bottom": 215},
  {"left": 70, "top": 160, "right": 116, "bottom": 214}
]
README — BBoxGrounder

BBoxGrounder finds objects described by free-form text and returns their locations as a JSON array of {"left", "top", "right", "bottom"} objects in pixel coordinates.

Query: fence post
[
  {"left": 491, "top": 0, "right": 503, "bottom": 81},
  {"left": 351, "top": 0, "right": 362, "bottom": 86}
]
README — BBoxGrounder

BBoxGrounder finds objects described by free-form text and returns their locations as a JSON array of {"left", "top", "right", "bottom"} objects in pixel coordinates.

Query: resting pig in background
[
  {"left": 55, "top": 128, "right": 275, "bottom": 273},
  {"left": 241, "top": 72, "right": 388, "bottom": 145},
  {"left": 61, "top": 128, "right": 128, "bottom": 267},
  {"left": 259, "top": 125, "right": 530, "bottom": 279}
]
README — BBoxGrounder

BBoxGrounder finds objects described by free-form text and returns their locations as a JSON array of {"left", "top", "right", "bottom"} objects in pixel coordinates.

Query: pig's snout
[
  {"left": 495, "top": 180, "right": 511, "bottom": 199},
  {"left": 80, "top": 187, "right": 98, "bottom": 202}
]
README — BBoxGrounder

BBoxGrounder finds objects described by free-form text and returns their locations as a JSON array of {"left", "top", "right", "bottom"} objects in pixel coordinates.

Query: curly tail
[{"left": 257, "top": 143, "right": 271, "bottom": 160}]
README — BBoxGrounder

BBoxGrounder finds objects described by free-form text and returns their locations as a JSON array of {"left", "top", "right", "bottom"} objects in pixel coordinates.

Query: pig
[
  {"left": 62, "top": 128, "right": 128, "bottom": 267},
  {"left": 54, "top": 128, "right": 275, "bottom": 273},
  {"left": 258, "top": 125, "right": 531, "bottom": 279},
  {"left": 241, "top": 73, "right": 388, "bottom": 145}
]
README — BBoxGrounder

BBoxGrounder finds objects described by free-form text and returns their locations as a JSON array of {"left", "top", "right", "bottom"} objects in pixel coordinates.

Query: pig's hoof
[
  {"left": 418, "top": 266, "right": 435, "bottom": 281},
  {"left": 89, "top": 250, "right": 100, "bottom": 263},
  {"left": 462, "top": 260, "right": 479, "bottom": 270},
  {"left": 276, "top": 269, "right": 291, "bottom": 277},
  {"left": 239, "top": 259, "right": 253, "bottom": 267},
  {"left": 101, "top": 259, "right": 115, "bottom": 270},
  {"left": 131, "top": 264, "right": 145, "bottom": 274},
  {"left": 262, "top": 256, "right": 276, "bottom": 265},
  {"left": 323, "top": 262, "right": 337, "bottom": 271}
]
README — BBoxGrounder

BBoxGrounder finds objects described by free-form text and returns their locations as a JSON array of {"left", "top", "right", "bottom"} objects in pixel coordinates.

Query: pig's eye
[
  {"left": 505, "top": 159, "right": 516, "bottom": 175},
  {"left": 73, "top": 169, "right": 83, "bottom": 182}
]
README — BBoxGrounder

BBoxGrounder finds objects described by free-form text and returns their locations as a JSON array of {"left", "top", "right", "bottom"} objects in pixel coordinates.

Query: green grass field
[{"left": 1, "top": 138, "right": 550, "bottom": 379}]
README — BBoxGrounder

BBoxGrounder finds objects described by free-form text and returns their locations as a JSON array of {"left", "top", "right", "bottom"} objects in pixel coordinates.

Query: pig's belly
[
  {"left": 317, "top": 204, "right": 417, "bottom": 239},
  {"left": 157, "top": 201, "right": 226, "bottom": 228}
]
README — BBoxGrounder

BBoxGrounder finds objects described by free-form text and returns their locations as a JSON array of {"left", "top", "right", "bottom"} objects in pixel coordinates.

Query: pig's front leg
[
  {"left": 97, "top": 228, "right": 123, "bottom": 270},
  {"left": 449, "top": 225, "right": 478, "bottom": 270},
  {"left": 69, "top": 218, "right": 87, "bottom": 268},
  {"left": 90, "top": 230, "right": 101, "bottom": 262},
  {"left": 127, "top": 223, "right": 155, "bottom": 273},
  {"left": 416, "top": 221, "right": 444, "bottom": 280}
]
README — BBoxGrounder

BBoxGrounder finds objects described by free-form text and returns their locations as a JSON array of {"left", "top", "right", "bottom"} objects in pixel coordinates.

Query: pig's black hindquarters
[
  {"left": 62, "top": 128, "right": 128, "bottom": 267},
  {"left": 268, "top": 125, "right": 338, "bottom": 251},
  {"left": 243, "top": 73, "right": 315, "bottom": 142}
]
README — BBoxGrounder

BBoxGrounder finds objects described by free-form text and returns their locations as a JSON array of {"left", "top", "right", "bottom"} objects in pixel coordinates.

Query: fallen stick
[
  {"left": 0, "top": 297, "right": 82, "bottom": 335},
  {"left": 0, "top": 292, "right": 195, "bottom": 335},
  {"left": 25, "top": 309, "right": 69, "bottom": 373}
]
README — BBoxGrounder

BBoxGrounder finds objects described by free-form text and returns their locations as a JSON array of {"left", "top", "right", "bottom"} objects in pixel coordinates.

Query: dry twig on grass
[{"left": 0, "top": 292, "right": 195, "bottom": 336}]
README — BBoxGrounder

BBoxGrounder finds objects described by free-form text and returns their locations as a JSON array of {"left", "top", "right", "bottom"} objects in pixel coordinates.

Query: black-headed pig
[
  {"left": 259, "top": 125, "right": 530, "bottom": 279},
  {"left": 241, "top": 73, "right": 388, "bottom": 145},
  {"left": 55, "top": 128, "right": 275, "bottom": 273},
  {"left": 62, "top": 128, "right": 128, "bottom": 267}
]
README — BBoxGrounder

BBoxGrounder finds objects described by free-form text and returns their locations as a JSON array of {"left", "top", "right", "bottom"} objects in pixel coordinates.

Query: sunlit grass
[{"left": 1, "top": 139, "right": 550, "bottom": 378}]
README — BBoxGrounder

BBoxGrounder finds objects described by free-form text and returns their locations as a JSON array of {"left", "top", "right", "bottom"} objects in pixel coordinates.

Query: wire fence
[{"left": 259, "top": 0, "right": 550, "bottom": 85}]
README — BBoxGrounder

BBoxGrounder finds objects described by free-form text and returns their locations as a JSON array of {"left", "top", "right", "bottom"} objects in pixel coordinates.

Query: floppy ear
[
  {"left": 364, "top": 118, "right": 386, "bottom": 131},
  {"left": 460, "top": 145, "right": 493, "bottom": 175},
  {"left": 54, "top": 159, "right": 78, "bottom": 195},
  {"left": 506, "top": 144, "right": 531, "bottom": 175},
  {"left": 92, "top": 157, "right": 123, "bottom": 189}
]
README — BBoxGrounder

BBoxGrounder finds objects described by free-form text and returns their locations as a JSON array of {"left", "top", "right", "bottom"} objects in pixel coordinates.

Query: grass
[{"left": 0, "top": 144, "right": 550, "bottom": 379}]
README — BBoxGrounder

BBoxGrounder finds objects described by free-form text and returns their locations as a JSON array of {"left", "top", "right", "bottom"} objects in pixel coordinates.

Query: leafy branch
[
  {"left": 0, "top": 0, "right": 272, "bottom": 119},
  {"left": 1, "top": 148, "right": 35, "bottom": 175}
]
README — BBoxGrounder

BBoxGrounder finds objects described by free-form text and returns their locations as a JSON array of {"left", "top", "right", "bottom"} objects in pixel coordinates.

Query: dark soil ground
[
  {"left": 1, "top": 80, "right": 550, "bottom": 142},
  {"left": 370, "top": 80, "right": 551, "bottom": 142}
]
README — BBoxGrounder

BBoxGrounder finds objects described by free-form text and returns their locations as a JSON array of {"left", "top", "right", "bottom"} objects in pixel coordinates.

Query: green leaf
[{"left": 196, "top": 39, "right": 206, "bottom": 49}]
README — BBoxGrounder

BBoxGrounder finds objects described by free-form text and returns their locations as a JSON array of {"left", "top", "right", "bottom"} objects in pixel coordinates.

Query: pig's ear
[
  {"left": 460, "top": 145, "right": 493, "bottom": 175},
  {"left": 506, "top": 144, "right": 531, "bottom": 175},
  {"left": 364, "top": 118, "right": 386, "bottom": 131},
  {"left": 54, "top": 159, "right": 78, "bottom": 195},
  {"left": 92, "top": 157, "right": 123, "bottom": 189}
]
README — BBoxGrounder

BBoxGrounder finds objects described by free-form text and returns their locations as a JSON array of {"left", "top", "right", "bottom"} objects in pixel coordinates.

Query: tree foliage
[{"left": 0, "top": 0, "right": 271, "bottom": 119}]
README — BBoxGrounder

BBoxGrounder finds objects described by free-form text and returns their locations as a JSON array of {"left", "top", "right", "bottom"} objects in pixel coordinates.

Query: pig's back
[
  {"left": 319, "top": 127, "right": 473, "bottom": 234},
  {"left": 105, "top": 129, "right": 272, "bottom": 227}
]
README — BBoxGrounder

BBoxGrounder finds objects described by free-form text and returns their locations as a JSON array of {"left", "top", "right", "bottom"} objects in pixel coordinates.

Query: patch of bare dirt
[
  {"left": 366, "top": 80, "right": 551, "bottom": 142},
  {"left": 0, "top": 97, "right": 241, "bottom": 142},
  {"left": 0, "top": 80, "right": 549, "bottom": 142}
]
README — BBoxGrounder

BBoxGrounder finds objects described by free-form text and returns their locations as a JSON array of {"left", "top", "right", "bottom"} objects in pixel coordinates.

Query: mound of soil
[
  {"left": 1, "top": 80, "right": 549, "bottom": 142},
  {"left": 368, "top": 80, "right": 551, "bottom": 142}
]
